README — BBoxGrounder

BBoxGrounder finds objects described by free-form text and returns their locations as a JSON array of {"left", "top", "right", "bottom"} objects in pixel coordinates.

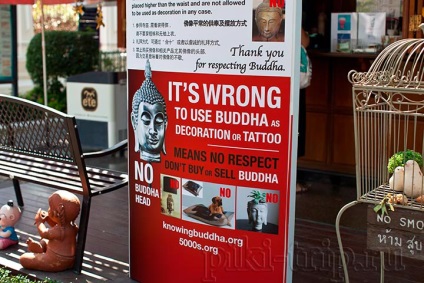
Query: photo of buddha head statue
[
  {"left": 131, "top": 60, "right": 168, "bottom": 163},
  {"left": 253, "top": 0, "right": 285, "bottom": 42}
]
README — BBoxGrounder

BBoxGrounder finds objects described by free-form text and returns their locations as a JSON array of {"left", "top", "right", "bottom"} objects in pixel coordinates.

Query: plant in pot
[
  {"left": 387, "top": 149, "right": 423, "bottom": 193},
  {"left": 247, "top": 190, "right": 268, "bottom": 231}
]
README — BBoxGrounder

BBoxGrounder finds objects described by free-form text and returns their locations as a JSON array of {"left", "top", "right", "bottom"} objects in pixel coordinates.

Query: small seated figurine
[
  {"left": 0, "top": 200, "right": 22, "bottom": 249},
  {"left": 20, "top": 190, "right": 80, "bottom": 272},
  {"left": 166, "top": 194, "right": 174, "bottom": 214}
]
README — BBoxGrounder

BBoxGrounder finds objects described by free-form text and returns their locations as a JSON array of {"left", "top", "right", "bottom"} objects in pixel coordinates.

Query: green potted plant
[
  {"left": 247, "top": 190, "right": 268, "bottom": 231},
  {"left": 387, "top": 149, "right": 423, "bottom": 174}
]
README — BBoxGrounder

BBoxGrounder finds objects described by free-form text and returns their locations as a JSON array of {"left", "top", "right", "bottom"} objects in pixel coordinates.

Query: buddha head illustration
[{"left": 131, "top": 60, "right": 168, "bottom": 162}]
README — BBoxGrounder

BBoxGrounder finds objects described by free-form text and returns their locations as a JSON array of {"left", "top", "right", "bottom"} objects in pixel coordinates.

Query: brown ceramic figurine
[{"left": 20, "top": 190, "right": 80, "bottom": 272}]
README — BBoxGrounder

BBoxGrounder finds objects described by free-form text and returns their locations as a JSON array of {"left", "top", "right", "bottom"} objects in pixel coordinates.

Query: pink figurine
[{"left": 0, "top": 200, "right": 22, "bottom": 249}]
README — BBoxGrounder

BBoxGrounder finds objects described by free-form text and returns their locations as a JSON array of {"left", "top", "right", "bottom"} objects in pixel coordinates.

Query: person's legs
[
  {"left": 297, "top": 89, "right": 308, "bottom": 193},
  {"left": 297, "top": 89, "right": 306, "bottom": 158}
]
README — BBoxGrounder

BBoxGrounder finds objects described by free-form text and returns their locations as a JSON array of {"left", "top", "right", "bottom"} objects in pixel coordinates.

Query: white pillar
[
  {"left": 17, "top": 5, "right": 34, "bottom": 83},
  {"left": 99, "top": 5, "right": 117, "bottom": 51}
]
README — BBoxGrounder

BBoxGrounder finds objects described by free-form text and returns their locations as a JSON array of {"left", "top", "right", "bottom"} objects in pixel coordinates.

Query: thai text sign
[{"left": 367, "top": 205, "right": 424, "bottom": 260}]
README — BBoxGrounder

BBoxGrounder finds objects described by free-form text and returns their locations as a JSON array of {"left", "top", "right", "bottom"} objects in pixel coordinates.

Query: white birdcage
[
  {"left": 350, "top": 38, "right": 424, "bottom": 209},
  {"left": 336, "top": 37, "right": 424, "bottom": 283}
]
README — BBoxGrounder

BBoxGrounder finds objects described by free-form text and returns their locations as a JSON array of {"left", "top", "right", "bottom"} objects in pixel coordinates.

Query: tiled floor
[
  {"left": 295, "top": 169, "right": 366, "bottom": 230},
  {"left": 3, "top": 157, "right": 422, "bottom": 282},
  {"left": 294, "top": 169, "right": 424, "bottom": 283}
]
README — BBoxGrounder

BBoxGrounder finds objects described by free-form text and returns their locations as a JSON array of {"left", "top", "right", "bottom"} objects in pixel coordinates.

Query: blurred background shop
[
  {"left": 298, "top": 0, "right": 420, "bottom": 176},
  {"left": 5, "top": 0, "right": 124, "bottom": 94},
  {"left": 5, "top": 0, "right": 423, "bottom": 175}
]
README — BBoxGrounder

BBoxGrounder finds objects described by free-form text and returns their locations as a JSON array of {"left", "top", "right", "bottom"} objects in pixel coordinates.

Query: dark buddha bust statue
[{"left": 131, "top": 60, "right": 168, "bottom": 163}]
